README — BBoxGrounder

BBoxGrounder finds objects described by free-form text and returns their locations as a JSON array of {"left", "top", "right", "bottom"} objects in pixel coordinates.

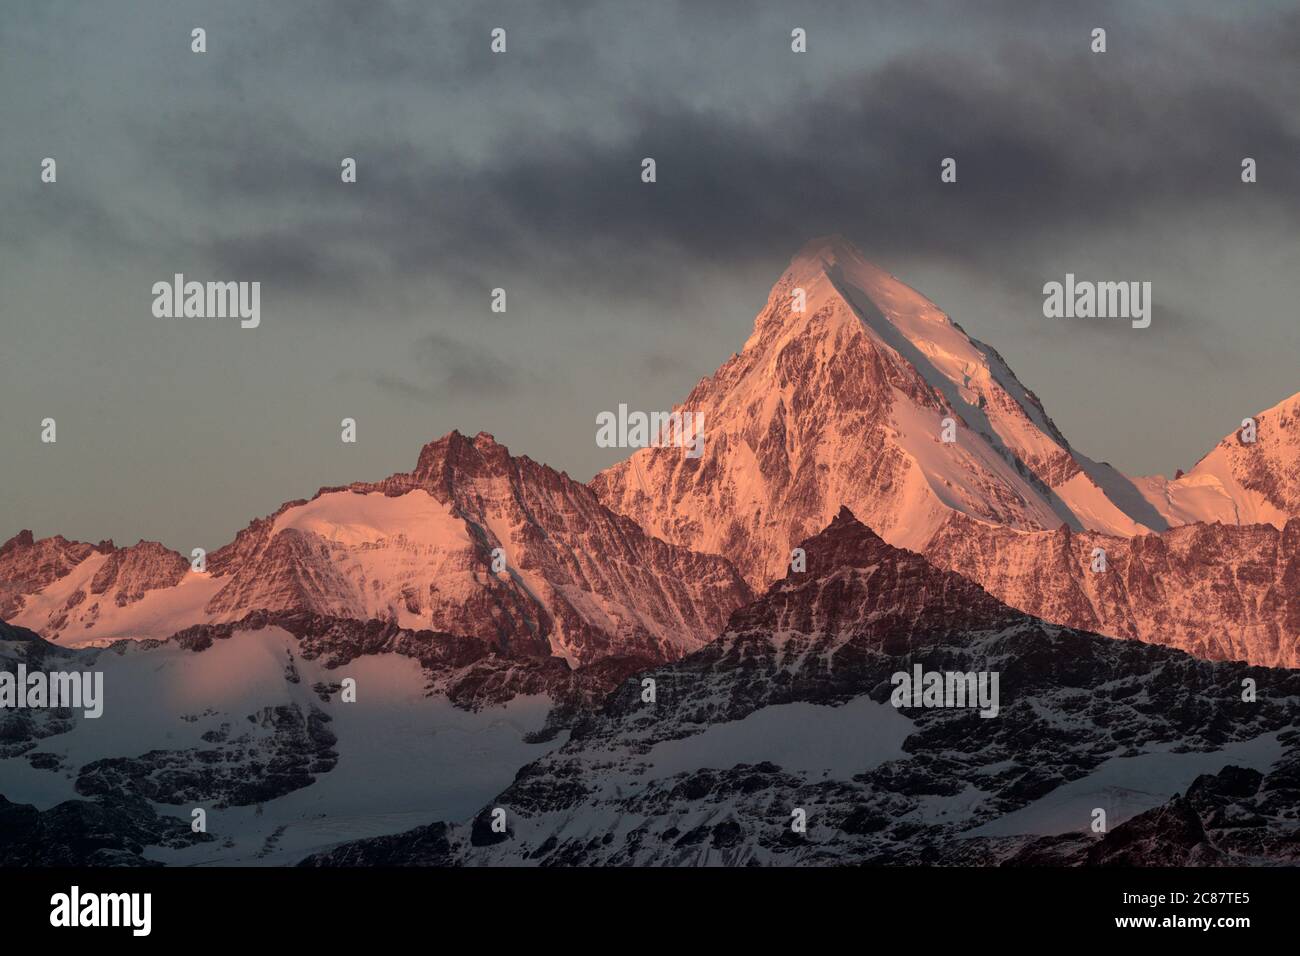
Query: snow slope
[
  {"left": 8, "top": 552, "right": 223, "bottom": 646},
  {"left": 0, "top": 625, "right": 562, "bottom": 865},
  {"left": 966, "top": 735, "right": 1283, "bottom": 837},
  {"left": 1135, "top": 391, "right": 1300, "bottom": 529}
]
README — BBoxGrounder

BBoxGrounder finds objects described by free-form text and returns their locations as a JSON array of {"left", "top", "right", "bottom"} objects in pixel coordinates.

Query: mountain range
[
  {"left": 5, "top": 237, "right": 1296, "bottom": 668},
  {"left": 2, "top": 236, "right": 1297, "bottom": 866}
]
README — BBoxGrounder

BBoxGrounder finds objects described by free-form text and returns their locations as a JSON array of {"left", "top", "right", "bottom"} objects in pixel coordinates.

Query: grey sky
[{"left": 2, "top": 0, "right": 1298, "bottom": 551}]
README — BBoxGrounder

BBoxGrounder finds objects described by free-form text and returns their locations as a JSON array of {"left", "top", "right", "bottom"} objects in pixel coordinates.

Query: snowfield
[{"left": 0, "top": 627, "right": 562, "bottom": 865}]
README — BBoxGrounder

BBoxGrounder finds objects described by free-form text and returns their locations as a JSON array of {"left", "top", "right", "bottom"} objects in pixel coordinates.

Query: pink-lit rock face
[
  {"left": 5, "top": 431, "right": 752, "bottom": 666},
  {"left": 924, "top": 513, "right": 1300, "bottom": 668},
  {"left": 1, "top": 531, "right": 100, "bottom": 619},
  {"left": 202, "top": 430, "right": 753, "bottom": 665},
  {"left": 0, "top": 533, "right": 184, "bottom": 635}
]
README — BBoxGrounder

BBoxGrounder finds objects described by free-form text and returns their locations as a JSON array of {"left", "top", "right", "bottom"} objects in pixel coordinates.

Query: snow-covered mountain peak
[
  {"left": 592, "top": 238, "right": 1163, "bottom": 589},
  {"left": 755, "top": 235, "right": 927, "bottom": 344},
  {"left": 786, "top": 234, "right": 895, "bottom": 285}
]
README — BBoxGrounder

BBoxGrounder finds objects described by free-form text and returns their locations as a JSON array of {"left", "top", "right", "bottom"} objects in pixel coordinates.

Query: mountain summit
[{"left": 592, "top": 235, "right": 1163, "bottom": 589}]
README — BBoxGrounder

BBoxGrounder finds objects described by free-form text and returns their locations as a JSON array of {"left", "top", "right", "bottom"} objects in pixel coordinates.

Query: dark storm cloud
[
  {"left": 7, "top": 0, "right": 1299, "bottom": 322},
  {"left": 469, "top": 46, "right": 1299, "bottom": 266},
  {"left": 93, "top": 5, "right": 1300, "bottom": 316}
]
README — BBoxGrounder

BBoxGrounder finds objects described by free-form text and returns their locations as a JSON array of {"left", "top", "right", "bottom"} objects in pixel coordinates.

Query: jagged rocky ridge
[
  {"left": 1134, "top": 391, "right": 1300, "bottom": 529},
  {"left": 6, "top": 238, "right": 1298, "bottom": 674},
  {"left": 0, "top": 533, "right": 185, "bottom": 626},
  {"left": 3, "top": 431, "right": 752, "bottom": 667}
]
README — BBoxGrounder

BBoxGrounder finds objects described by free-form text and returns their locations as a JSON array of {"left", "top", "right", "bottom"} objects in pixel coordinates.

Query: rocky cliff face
[
  {"left": 0, "top": 531, "right": 106, "bottom": 620},
  {"left": 924, "top": 513, "right": 1300, "bottom": 667},
  {"left": 2, "top": 536, "right": 189, "bottom": 640},
  {"left": 86, "top": 542, "right": 189, "bottom": 611}
]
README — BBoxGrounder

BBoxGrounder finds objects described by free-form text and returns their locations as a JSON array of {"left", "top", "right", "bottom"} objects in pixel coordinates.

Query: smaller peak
[
  {"left": 413, "top": 429, "right": 468, "bottom": 472},
  {"left": 420, "top": 428, "right": 459, "bottom": 444},
  {"left": 1, "top": 530, "right": 35, "bottom": 554},
  {"left": 830, "top": 505, "right": 858, "bottom": 525},
  {"left": 467, "top": 430, "right": 514, "bottom": 463},
  {"left": 792, "top": 506, "right": 892, "bottom": 568},
  {"left": 416, "top": 429, "right": 469, "bottom": 454},
  {"left": 728, "top": 503, "right": 1023, "bottom": 642},
  {"left": 418, "top": 429, "right": 504, "bottom": 452},
  {"left": 412, "top": 428, "right": 515, "bottom": 481}
]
